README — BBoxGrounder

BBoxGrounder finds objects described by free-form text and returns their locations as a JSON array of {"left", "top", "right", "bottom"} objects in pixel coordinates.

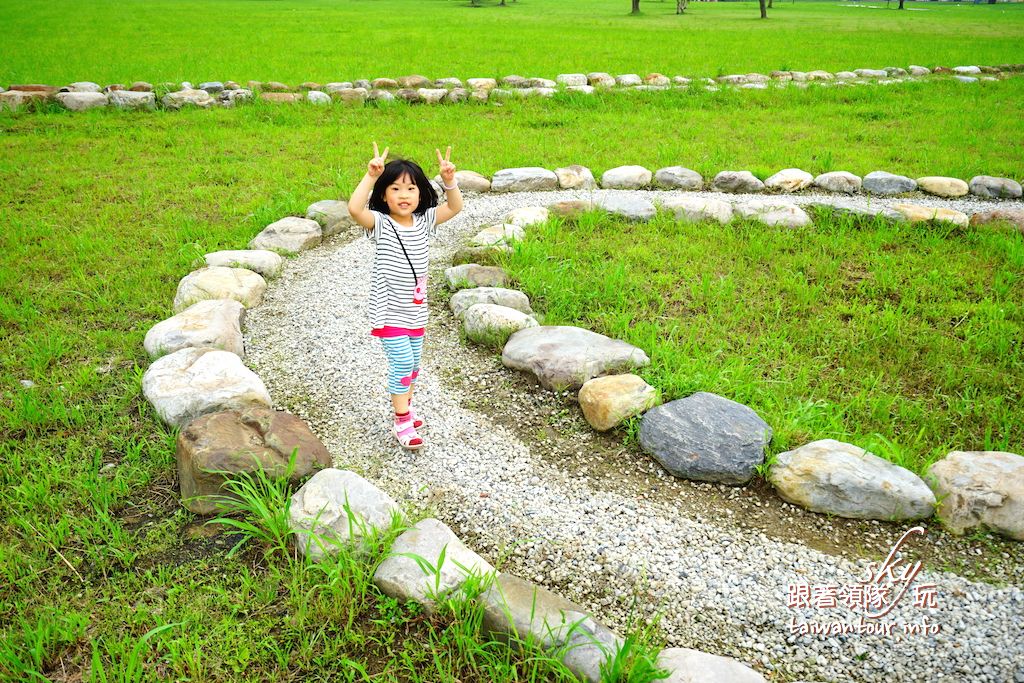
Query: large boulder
[
  {"left": 732, "top": 200, "right": 812, "bottom": 228},
  {"left": 863, "top": 171, "right": 917, "bottom": 195},
  {"left": 764, "top": 168, "right": 814, "bottom": 192},
  {"left": 144, "top": 299, "right": 246, "bottom": 359},
  {"left": 891, "top": 204, "right": 969, "bottom": 227},
  {"left": 142, "top": 347, "right": 272, "bottom": 428},
  {"left": 600, "top": 165, "right": 653, "bottom": 190},
  {"left": 916, "top": 176, "right": 969, "bottom": 198},
  {"left": 0, "top": 90, "right": 50, "bottom": 111},
  {"left": 108, "top": 90, "right": 156, "bottom": 110},
  {"left": 813, "top": 171, "right": 862, "bottom": 194},
  {"left": 491, "top": 167, "right": 559, "bottom": 193},
  {"left": 968, "top": 175, "right": 1023, "bottom": 199},
  {"left": 450, "top": 287, "right": 532, "bottom": 318},
  {"left": 55, "top": 92, "right": 108, "bottom": 111},
  {"left": 248, "top": 216, "right": 323, "bottom": 254},
  {"left": 289, "top": 468, "right": 406, "bottom": 559},
  {"left": 172, "top": 266, "right": 267, "bottom": 313},
  {"left": 176, "top": 406, "right": 331, "bottom": 514},
  {"left": 656, "top": 648, "right": 767, "bottom": 683},
  {"left": 204, "top": 249, "right": 283, "bottom": 279},
  {"left": 501, "top": 326, "right": 650, "bottom": 391},
  {"left": 712, "top": 171, "right": 765, "bottom": 194},
  {"left": 660, "top": 196, "right": 734, "bottom": 225},
  {"left": 578, "top": 374, "right": 659, "bottom": 432},
  {"left": 927, "top": 451, "right": 1024, "bottom": 540},
  {"left": 554, "top": 165, "right": 597, "bottom": 190},
  {"left": 445, "top": 264, "right": 507, "bottom": 289},
  {"left": 654, "top": 167, "right": 704, "bottom": 191},
  {"left": 639, "top": 392, "right": 772, "bottom": 484},
  {"left": 374, "top": 518, "right": 496, "bottom": 611},
  {"left": 596, "top": 194, "right": 656, "bottom": 222},
  {"left": 770, "top": 439, "right": 936, "bottom": 520},
  {"left": 306, "top": 200, "right": 356, "bottom": 236},
  {"left": 480, "top": 573, "right": 622, "bottom": 682},
  {"left": 162, "top": 89, "right": 214, "bottom": 109}
]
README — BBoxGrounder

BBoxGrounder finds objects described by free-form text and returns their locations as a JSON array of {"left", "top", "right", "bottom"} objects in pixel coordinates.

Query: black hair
[{"left": 367, "top": 159, "right": 438, "bottom": 215}]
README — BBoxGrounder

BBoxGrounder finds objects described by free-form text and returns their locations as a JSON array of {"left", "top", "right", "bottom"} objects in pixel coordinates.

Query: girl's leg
[
  {"left": 380, "top": 336, "right": 422, "bottom": 447},
  {"left": 406, "top": 335, "right": 424, "bottom": 427}
]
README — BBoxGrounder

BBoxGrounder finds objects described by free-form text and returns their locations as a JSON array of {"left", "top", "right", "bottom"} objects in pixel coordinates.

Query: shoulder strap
[{"left": 384, "top": 216, "right": 418, "bottom": 285}]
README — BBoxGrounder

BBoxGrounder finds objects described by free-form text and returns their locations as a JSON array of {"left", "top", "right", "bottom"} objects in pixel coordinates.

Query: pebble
[{"left": 243, "top": 187, "right": 1024, "bottom": 682}]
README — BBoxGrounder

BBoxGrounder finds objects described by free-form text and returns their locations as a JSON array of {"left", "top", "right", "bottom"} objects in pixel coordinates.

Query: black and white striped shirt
[{"left": 367, "top": 208, "right": 438, "bottom": 330}]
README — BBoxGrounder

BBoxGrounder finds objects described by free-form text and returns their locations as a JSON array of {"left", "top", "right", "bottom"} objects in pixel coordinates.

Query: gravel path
[{"left": 243, "top": 189, "right": 1024, "bottom": 683}]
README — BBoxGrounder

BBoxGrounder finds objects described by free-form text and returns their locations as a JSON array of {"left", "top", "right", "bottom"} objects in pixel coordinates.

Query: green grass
[
  {"left": 2, "top": 0, "right": 1024, "bottom": 84},
  {"left": 499, "top": 209, "right": 1024, "bottom": 474}
]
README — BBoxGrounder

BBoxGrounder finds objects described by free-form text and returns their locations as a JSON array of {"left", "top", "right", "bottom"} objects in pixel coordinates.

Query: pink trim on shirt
[{"left": 371, "top": 326, "right": 425, "bottom": 338}]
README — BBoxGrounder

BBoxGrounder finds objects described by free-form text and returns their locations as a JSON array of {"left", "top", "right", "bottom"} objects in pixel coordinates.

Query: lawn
[
  {"left": 2, "top": 0, "right": 1024, "bottom": 84},
  {"left": 500, "top": 209, "right": 1023, "bottom": 475}
]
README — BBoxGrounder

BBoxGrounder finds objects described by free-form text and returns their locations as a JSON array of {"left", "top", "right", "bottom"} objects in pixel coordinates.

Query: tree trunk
[
  {"left": 632, "top": 0, "right": 641, "bottom": 14},
  {"left": 759, "top": 0, "right": 767, "bottom": 18},
  {"left": 677, "top": 0, "right": 687, "bottom": 12},
  {"left": 768, "top": 0, "right": 773, "bottom": 7},
  {"left": 898, "top": 0, "right": 905, "bottom": 8}
]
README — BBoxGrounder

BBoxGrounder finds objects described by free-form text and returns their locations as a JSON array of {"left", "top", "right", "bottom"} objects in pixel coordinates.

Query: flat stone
[
  {"left": 491, "top": 167, "right": 559, "bottom": 193},
  {"left": 656, "top": 647, "right": 768, "bottom": 683},
  {"left": 970, "top": 208, "right": 1024, "bottom": 232},
  {"left": 142, "top": 348, "right": 271, "bottom": 428},
  {"left": 733, "top": 200, "right": 812, "bottom": 228},
  {"left": 470, "top": 223, "right": 525, "bottom": 246},
  {"left": 506, "top": 206, "right": 549, "bottom": 227},
  {"left": 501, "top": 326, "right": 650, "bottom": 391},
  {"left": 445, "top": 264, "right": 507, "bottom": 289},
  {"left": 712, "top": 171, "right": 765, "bottom": 194},
  {"left": 177, "top": 406, "right": 330, "bottom": 514},
  {"left": 813, "top": 171, "right": 862, "bottom": 194},
  {"left": 162, "top": 89, "right": 214, "bottom": 109},
  {"left": 764, "top": 168, "right": 814, "bottom": 192},
  {"left": 579, "top": 374, "right": 659, "bottom": 432},
  {"left": 891, "top": 204, "right": 969, "bottom": 227},
  {"left": 204, "top": 249, "right": 283, "bottom": 279},
  {"left": 55, "top": 92, "right": 107, "bottom": 111},
  {"left": 596, "top": 194, "right": 656, "bottom": 221},
  {"left": 305, "top": 200, "right": 355, "bottom": 236},
  {"left": 863, "top": 171, "right": 917, "bottom": 195},
  {"left": 374, "top": 518, "right": 496, "bottom": 611},
  {"left": 547, "top": 199, "right": 595, "bottom": 218},
  {"left": 639, "top": 392, "right": 772, "bottom": 484},
  {"left": 770, "top": 439, "right": 936, "bottom": 521},
  {"left": 108, "top": 90, "right": 156, "bottom": 110},
  {"left": 249, "top": 216, "right": 322, "bottom": 254},
  {"left": 969, "top": 175, "right": 1023, "bottom": 199},
  {"left": 173, "top": 266, "right": 267, "bottom": 313},
  {"left": 927, "top": 451, "right": 1024, "bottom": 540},
  {"left": 144, "top": 299, "right": 246, "bottom": 359},
  {"left": 555, "top": 165, "right": 597, "bottom": 190},
  {"left": 660, "top": 196, "right": 734, "bottom": 225},
  {"left": 654, "top": 167, "right": 704, "bottom": 191},
  {"left": 450, "top": 287, "right": 532, "bottom": 318},
  {"left": 289, "top": 468, "right": 406, "bottom": 559},
  {"left": 916, "top": 176, "right": 969, "bottom": 198},
  {"left": 463, "top": 304, "right": 538, "bottom": 346}
]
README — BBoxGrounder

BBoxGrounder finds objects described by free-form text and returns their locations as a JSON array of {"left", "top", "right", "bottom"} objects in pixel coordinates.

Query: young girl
[{"left": 348, "top": 143, "right": 463, "bottom": 449}]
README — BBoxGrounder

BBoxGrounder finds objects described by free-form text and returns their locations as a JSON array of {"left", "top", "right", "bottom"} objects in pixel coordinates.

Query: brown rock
[
  {"left": 396, "top": 75, "right": 431, "bottom": 88},
  {"left": 263, "top": 81, "right": 292, "bottom": 92},
  {"left": 260, "top": 92, "right": 303, "bottom": 104},
  {"left": 0, "top": 90, "right": 51, "bottom": 110},
  {"left": 396, "top": 88, "right": 422, "bottom": 103},
  {"left": 892, "top": 203, "right": 968, "bottom": 227},
  {"left": 9, "top": 84, "right": 59, "bottom": 95},
  {"left": 299, "top": 81, "right": 321, "bottom": 91},
  {"left": 176, "top": 405, "right": 332, "bottom": 514},
  {"left": 547, "top": 200, "right": 594, "bottom": 218},
  {"left": 970, "top": 208, "right": 1024, "bottom": 232},
  {"left": 371, "top": 78, "right": 399, "bottom": 89},
  {"left": 129, "top": 81, "right": 154, "bottom": 92},
  {"left": 579, "top": 374, "right": 660, "bottom": 431}
]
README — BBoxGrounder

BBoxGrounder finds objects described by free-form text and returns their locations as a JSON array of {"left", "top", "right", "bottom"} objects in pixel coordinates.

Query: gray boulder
[
  {"left": 639, "top": 392, "right": 772, "bottom": 484},
  {"left": 660, "top": 196, "right": 733, "bottom": 225},
  {"left": 712, "top": 171, "right": 765, "bottom": 194},
  {"left": 927, "top": 451, "right": 1024, "bottom": 540},
  {"left": 806, "top": 199, "right": 906, "bottom": 224},
  {"left": 144, "top": 299, "right": 247, "bottom": 359},
  {"left": 969, "top": 175, "right": 1023, "bottom": 199},
  {"left": 172, "top": 266, "right": 267, "bottom": 313},
  {"left": 248, "top": 216, "right": 322, "bottom": 254},
  {"left": 108, "top": 90, "right": 156, "bottom": 110},
  {"left": 445, "top": 264, "right": 507, "bottom": 289},
  {"left": 764, "top": 168, "right": 814, "bottom": 192},
  {"left": 450, "top": 287, "right": 532, "bottom": 318},
  {"left": 596, "top": 194, "right": 656, "bottom": 221},
  {"left": 501, "top": 326, "right": 650, "bottom": 391},
  {"left": 654, "top": 166, "right": 703, "bottom": 190},
  {"left": 204, "top": 249, "right": 283, "bottom": 279},
  {"left": 863, "top": 171, "right": 917, "bottom": 195},
  {"left": 770, "top": 439, "right": 936, "bottom": 520},
  {"left": 306, "top": 200, "right": 356, "bottom": 236},
  {"left": 600, "top": 165, "right": 652, "bottom": 189},
  {"left": 491, "top": 167, "right": 559, "bottom": 193},
  {"left": 55, "top": 92, "right": 108, "bottom": 111},
  {"left": 732, "top": 200, "right": 812, "bottom": 228},
  {"left": 813, "top": 171, "right": 862, "bottom": 194}
]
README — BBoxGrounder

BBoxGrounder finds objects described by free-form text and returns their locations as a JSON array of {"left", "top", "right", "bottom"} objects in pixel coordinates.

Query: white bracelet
[{"left": 441, "top": 180, "right": 457, "bottom": 190}]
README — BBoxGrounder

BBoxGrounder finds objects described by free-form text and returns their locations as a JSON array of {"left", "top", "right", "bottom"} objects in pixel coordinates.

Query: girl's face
[{"left": 384, "top": 172, "right": 420, "bottom": 219}]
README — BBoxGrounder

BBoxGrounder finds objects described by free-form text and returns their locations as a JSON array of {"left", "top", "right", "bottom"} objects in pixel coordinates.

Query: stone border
[
  {"left": 139, "top": 195, "right": 778, "bottom": 681},
  {"left": 3, "top": 63, "right": 1021, "bottom": 112},
  {"left": 445, "top": 194, "right": 1024, "bottom": 540}
]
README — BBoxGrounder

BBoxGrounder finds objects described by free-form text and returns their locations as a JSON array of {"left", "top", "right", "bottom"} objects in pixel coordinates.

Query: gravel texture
[{"left": 243, "top": 189, "right": 1024, "bottom": 683}]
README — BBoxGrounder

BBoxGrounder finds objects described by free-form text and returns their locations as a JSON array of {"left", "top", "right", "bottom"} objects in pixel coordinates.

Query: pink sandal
[
  {"left": 409, "top": 405, "right": 424, "bottom": 429},
  {"left": 394, "top": 421, "right": 424, "bottom": 450}
]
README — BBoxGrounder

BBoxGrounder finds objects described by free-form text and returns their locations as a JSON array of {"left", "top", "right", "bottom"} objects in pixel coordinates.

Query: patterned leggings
[{"left": 380, "top": 335, "right": 424, "bottom": 395}]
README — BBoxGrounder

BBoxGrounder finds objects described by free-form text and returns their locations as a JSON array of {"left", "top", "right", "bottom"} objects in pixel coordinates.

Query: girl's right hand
[{"left": 368, "top": 142, "right": 389, "bottom": 177}]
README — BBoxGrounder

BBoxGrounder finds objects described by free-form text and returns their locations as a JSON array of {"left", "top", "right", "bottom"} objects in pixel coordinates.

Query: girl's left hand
[{"left": 436, "top": 146, "right": 456, "bottom": 184}]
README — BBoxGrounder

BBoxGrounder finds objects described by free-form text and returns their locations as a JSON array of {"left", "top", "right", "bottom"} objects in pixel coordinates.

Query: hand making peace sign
[
  {"left": 436, "top": 146, "right": 456, "bottom": 185},
  {"left": 368, "top": 141, "right": 389, "bottom": 178}
]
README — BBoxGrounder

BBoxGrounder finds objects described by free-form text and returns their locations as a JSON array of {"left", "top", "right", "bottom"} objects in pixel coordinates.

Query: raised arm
[
  {"left": 435, "top": 146, "right": 463, "bottom": 225},
  {"left": 348, "top": 142, "right": 388, "bottom": 231}
]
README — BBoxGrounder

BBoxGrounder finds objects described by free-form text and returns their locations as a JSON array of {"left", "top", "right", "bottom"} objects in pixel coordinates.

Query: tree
[
  {"left": 632, "top": 0, "right": 641, "bottom": 14},
  {"left": 898, "top": 0, "right": 905, "bottom": 9},
  {"left": 759, "top": 0, "right": 767, "bottom": 18}
]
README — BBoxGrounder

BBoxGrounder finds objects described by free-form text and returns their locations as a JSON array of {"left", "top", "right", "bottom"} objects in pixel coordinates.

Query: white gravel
[{"left": 242, "top": 188, "right": 1024, "bottom": 683}]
